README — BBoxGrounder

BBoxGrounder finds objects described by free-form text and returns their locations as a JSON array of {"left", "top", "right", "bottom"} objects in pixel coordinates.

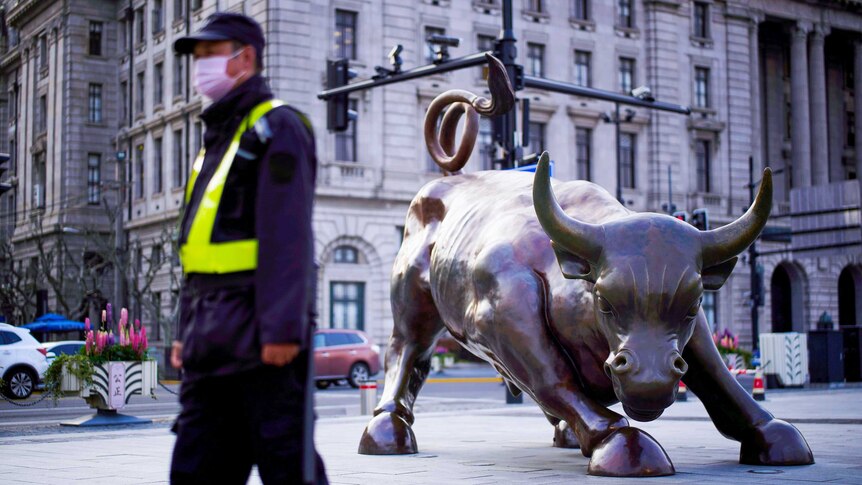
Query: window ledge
[
  {"left": 472, "top": 1, "right": 501, "bottom": 14},
  {"left": 569, "top": 17, "right": 595, "bottom": 32},
  {"left": 522, "top": 9, "right": 550, "bottom": 24},
  {"left": 690, "top": 35, "right": 713, "bottom": 49},
  {"left": 85, "top": 121, "right": 107, "bottom": 128},
  {"left": 38, "top": 66, "right": 48, "bottom": 78},
  {"left": 135, "top": 42, "right": 147, "bottom": 55},
  {"left": 153, "top": 30, "right": 166, "bottom": 44},
  {"left": 614, "top": 26, "right": 640, "bottom": 39}
]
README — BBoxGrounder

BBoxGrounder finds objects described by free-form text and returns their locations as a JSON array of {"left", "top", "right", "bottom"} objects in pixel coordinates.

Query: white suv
[{"left": 0, "top": 323, "right": 49, "bottom": 399}]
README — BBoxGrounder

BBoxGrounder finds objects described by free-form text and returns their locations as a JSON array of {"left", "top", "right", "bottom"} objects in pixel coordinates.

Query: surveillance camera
[
  {"left": 631, "top": 85, "right": 654, "bottom": 101},
  {"left": 388, "top": 44, "right": 403, "bottom": 59}
]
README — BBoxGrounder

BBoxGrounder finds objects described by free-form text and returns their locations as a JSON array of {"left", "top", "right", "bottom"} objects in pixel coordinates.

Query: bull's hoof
[
  {"left": 358, "top": 412, "right": 418, "bottom": 455},
  {"left": 587, "top": 427, "right": 674, "bottom": 477},
  {"left": 553, "top": 421, "right": 580, "bottom": 449},
  {"left": 740, "top": 419, "right": 814, "bottom": 466}
]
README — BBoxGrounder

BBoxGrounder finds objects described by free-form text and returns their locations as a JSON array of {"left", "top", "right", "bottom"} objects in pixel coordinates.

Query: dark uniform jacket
[{"left": 176, "top": 75, "right": 316, "bottom": 379}]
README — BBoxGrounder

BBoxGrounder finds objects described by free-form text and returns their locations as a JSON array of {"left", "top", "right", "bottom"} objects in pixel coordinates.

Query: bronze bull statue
[{"left": 359, "top": 55, "right": 814, "bottom": 476}]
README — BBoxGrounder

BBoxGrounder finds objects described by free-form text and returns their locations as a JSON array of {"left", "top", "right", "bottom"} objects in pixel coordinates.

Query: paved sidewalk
[{"left": 1, "top": 388, "right": 860, "bottom": 484}]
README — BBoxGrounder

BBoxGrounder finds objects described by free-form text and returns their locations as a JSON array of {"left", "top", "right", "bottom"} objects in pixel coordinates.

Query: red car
[{"left": 313, "top": 329, "right": 381, "bottom": 389}]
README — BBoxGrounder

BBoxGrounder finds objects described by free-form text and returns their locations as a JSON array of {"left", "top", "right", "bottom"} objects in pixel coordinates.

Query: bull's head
[{"left": 532, "top": 153, "right": 772, "bottom": 422}]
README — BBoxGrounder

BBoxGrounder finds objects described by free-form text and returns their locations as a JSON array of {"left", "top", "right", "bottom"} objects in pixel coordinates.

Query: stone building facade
[{"left": 1, "top": 0, "right": 861, "bottom": 375}]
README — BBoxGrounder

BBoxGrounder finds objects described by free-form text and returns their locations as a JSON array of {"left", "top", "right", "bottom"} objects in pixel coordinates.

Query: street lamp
[{"left": 602, "top": 105, "right": 636, "bottom": 203}]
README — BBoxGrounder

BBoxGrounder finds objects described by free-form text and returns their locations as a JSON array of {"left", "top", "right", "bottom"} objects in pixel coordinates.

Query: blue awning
[{"left": 21, "top": 313, "right": 86, "bottom": 333}]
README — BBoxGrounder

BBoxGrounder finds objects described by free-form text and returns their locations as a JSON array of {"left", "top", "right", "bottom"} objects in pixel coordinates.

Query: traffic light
[
  {"left": 0, "top": 153, "right": 12, "bottom": 196},
  {"left": 326, "top": 59, "right": 358, "bottom": 132},
  {"left": 691, "top": 208, "right": 709, "bottom": 231},
  {"left": 672, "top": 211, "right": 689, "bottom": 223}
]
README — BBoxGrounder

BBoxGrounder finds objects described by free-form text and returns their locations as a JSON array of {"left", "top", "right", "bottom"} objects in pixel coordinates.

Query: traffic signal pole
[{"left": 318, "top": 0, "right": 690, "bottom": 172}]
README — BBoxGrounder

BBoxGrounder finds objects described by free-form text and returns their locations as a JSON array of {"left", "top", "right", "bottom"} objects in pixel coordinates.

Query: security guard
[{"left": 169, "top": 13, "right": 327, "bottom": 484}]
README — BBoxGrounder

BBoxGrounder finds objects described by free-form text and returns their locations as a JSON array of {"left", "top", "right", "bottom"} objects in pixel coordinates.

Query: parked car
[
  {"left": 0, "top": 323, "right": 50, "bottom": 399},
  {"left": 43, "top": 340, "right": 86, "bottom": 364},
  {"left": 313, "top": 329, "right": 381, "bottom": 389}
]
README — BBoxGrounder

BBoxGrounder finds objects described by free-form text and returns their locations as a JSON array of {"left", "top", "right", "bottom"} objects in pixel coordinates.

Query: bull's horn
[
  {"left": 700, "top": 168, "right": 773, "bottom": 267},
  {"left": 424, "top": 54, "right": 515, "bottom": 174},
  {"left": 532, "top": 152, "right": 604, "bottom": 263}
]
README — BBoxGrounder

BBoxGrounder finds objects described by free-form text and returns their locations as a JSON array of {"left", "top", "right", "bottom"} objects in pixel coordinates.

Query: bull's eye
[
  {"left": 685, "top": 298, "right": 702, "bottom": 320},
  {"left": 596, "top": 295, "right": 614, "bottom": 315}
]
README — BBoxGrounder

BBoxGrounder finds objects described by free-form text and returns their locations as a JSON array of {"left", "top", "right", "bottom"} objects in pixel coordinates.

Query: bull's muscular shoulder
[{"left": 553, "top": 179, "right": 630, "bottom": 224}]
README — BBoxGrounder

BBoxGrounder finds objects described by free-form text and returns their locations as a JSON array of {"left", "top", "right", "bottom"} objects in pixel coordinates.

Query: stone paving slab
[{"left": 0, "top": 388, "right": 860, "bottom": 484}]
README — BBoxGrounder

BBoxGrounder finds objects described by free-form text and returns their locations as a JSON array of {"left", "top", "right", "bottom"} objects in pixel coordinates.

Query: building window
[
  {"left": 527, "top": 43, "right": 544, "bottom": 77},
  {"left": 120, "top": 81, "right": 128, "bottom": 124},
  {"left": 702, "top": 292, "right": 717, "bottom": 332},
  {"left": 152, "top": 0, "right": 164, "bottom": 33},
  {"left": 527, "top": 0, "right": 545, "bottom": 13},
  {"left": 620, "top": 133, "right": 636, "bottom": 189},
  {"left": 696, "top": 139, "right": 711, "bottom": 192},
  {"left": 424, "top": 27, "right": 445, "bottom": 64},
  {"left": 88, "top": 84, "right": 102, "bottom": 123},
  {"left": 88, "top": 21, "right": 103, "bottom": 56},
  {"left": 135, "top": 144, "right": 144, "bottom": 199},
  {"left": 36, "top": 95, "right": 47, "bottom": 133},
  {"left": 38, "top": 34, "right": 47, "bottom": 70},
  {"left": 334, "top": 10, "right": 357, "bottom": 60},
  {"left": 330, "top": 281, "right": 365, "bottom": 330},
  {"left": 153, "top": 137, "right": 163, "bottom": 194},
  {"left": 576, "top": 127, "right": 591, "bottom": 180},
  {"left": 479, "top": 117, "right": 493, "bottom": 170},
  {"left": 619, "top": 57, "right": 635, "bottom": 94},
  {"left": 335, "top": 99, "right": 358, "bottom": 161},
  {"left": 33, "top": 152, "right": 46, "bottom": 208},
  {"left": 10, "top": 84, "right": 18, "bottom": 119},
  {"left": 87, "top": 153, "right": 101, "bottom": 205},
  {"left": 135, "top": 246, "right": 143, "bottom": 274},
  {"left": 172, "top": 129, "right": 184, "bottom": 188},
  {"left": 136, "top": 71, "right": 145, "bottom": 115},
  {"left": 574, "top": 50, "right": 591, "bottom": 87},
  {"left": 478, "top": 34, "right": 496, "bottom": 79},
  {"left": 528, "top": 121, "right": 546, "bottom": 154},
  {"left": 847, "top": 111, "right": 855, "bottom": 148},
  {"left": 135, "top": 7, "right": 146, "bottom": 44},
  {"left": 194, "top": 121, "right": 202, "bottom": 155},
  {"left": 693, "top": 2, "right": 709, "bottom": 39},
  {"left": 192, "top": 0, "right": 203, "bottom": 10},
  {"left": 174, "top": 0, "right": 185, "bottom": 21},
  {"left": 173, "top": 54, "right": 184, "bottom": 98},
  {"left": 695, "top": 67, "right": 710, "bottom": 108},
  {"left": 154, "top": 62, "right": 164, "bottom": 108},
  {"left": 333, "top": 245, "right": 359, "bottom": 263},
  {"left": 573, "top": 0, "right": 589, "bottom": 20},
  {"left": 617, "top": 0, "right": 634, "bottom": 28}
]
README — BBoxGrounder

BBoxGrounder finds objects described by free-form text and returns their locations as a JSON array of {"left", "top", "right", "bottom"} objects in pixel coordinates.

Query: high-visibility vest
[{"left": 179, "top": 99, "right": 284, "bottom": 274}]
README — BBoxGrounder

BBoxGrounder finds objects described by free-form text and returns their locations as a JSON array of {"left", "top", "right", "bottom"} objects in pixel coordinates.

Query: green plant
[{"left": 43, "top": 351, "right": 95, "bottom": 405}]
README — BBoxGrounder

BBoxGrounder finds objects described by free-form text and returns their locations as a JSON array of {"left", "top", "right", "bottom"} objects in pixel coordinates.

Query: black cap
[{"left": 174, "top": 12, "right": 265, "bottom": 64}]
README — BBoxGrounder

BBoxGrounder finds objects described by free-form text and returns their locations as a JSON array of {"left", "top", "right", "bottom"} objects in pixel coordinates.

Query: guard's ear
[
  {"left": 551, "top": 241, "right": 597, "bottom": 282},
  {"left": 702, "top": 257, "right": 737, "bottom": 290}
]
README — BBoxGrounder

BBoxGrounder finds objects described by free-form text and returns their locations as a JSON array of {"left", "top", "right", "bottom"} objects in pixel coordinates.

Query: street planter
[
  {"left": 42, "top": 303, "right": 159, "bottom": 426},
  {"left": 78, "top": 360, "right": 158, "bottom": 410},
  {"left": 444, "top": 355, "right": 455, "bottom": 368}
]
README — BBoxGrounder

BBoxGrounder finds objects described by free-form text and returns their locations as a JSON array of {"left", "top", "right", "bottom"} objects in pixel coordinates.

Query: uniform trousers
[{"left": 170, "top": 357, "right": 328, "bottom": 484}]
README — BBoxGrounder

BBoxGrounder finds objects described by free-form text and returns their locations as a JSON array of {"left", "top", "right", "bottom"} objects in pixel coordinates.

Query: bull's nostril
[
  {"left": 672, "top": 356, "right": 689, "bottom": 376},
  {"left": 611, "top": 354, "right": 632, "bottom": 374}
]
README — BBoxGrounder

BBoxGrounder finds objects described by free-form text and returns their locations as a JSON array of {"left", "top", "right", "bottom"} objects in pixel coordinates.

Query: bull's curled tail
[{"left": 424, "top": 54, "right": 516, "bottom": 174}]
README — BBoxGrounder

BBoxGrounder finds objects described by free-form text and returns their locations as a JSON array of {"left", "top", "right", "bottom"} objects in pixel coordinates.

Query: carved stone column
[
  {"left": 808, "top": 24, "right": 830, "bottom": 185},
  {"left": 791, "top": 22, "right": 812, "bottom": 188},
  {"left": 855, "top": 39, "right": 862, "bottom": 180}
]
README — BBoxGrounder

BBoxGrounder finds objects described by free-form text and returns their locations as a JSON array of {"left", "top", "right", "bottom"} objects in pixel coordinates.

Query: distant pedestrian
[{"left": 169, "top": 12, "right": 327, "bottom": 485}]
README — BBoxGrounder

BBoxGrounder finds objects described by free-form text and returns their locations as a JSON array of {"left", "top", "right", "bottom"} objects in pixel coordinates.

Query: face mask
[{"left": 193, "top": 50, "right": 245, "bottom": 101}]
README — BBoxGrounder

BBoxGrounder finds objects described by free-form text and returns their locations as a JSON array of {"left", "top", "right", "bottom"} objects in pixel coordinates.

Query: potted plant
[
  {"left": 712, "top": 328, "right": 753, "bottom": 370},
  {"left": 44, "top": 304, "right": 157, "bottom": 425}
]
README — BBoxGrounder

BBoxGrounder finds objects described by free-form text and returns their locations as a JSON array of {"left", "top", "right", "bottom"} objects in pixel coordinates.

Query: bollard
[
  {"left": 676, "top": 380, "right": 688, "bottom": 402},
  {"left": 752, "top": 368, "right": 766, "bottom": 401},
  {"left": 360, "top": 380, "right": 377, "bottom": 415}
]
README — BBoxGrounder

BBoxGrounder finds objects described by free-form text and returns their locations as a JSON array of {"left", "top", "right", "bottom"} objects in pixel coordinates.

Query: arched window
[{"left": 333, "top": 245, "right": 359, "bottom": 264}]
